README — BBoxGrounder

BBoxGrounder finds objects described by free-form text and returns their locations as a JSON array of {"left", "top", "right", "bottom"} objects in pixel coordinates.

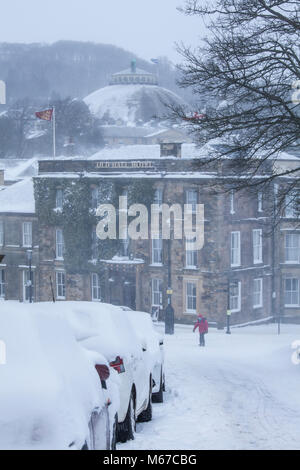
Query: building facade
[
  {"left": 1, "top": 144, "right": 300, "bottom": 326},
  {"left": 0, "top": 179, "right": 38, "bottom": 303}
]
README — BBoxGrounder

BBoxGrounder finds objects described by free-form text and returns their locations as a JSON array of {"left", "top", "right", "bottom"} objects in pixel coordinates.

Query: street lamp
[
  {"left": 165, "top": 237, "right": 174, "bottom": 335},
  {"left": 26, "top": 249, "right": 33, "bottom": 304},
  {"left": 226, "top": 277, "right": 232, "bottom": 335}
]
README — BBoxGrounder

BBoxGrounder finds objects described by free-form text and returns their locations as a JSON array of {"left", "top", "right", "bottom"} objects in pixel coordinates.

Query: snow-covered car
[
  {"left": 124, "top": 310, "right": 165, "bottom": 403},
  {"left": 49, "top": 301, "right": 153, "bottom": 443},
  {"left": 0, "top": 303, "right": 113, "bottom": 450}
]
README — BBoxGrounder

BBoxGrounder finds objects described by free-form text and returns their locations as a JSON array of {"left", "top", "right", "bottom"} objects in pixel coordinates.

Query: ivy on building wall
[{"left": 34, "top": 176, "right": 155, "bottom": 274}]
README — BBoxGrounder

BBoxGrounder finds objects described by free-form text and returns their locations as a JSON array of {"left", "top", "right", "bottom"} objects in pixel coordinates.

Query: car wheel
[
  {"left": 117, "top": 392, "right": 136, "bottom": 443},
  {"left": 152, "top": 370, "right": 164, "bottom": 403},
  {"left": 152, "top": 381, "right": 164, "bottom": 404},
  {"left": 138, "top": 381, "right": 153, "bottom": 422},
  {"left": 110, "top": 414, "right": 118, "bottom": 450}
]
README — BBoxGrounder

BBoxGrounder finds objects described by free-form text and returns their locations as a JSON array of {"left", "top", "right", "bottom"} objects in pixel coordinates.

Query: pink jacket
[{"left": 193, "top": 316, "right": 208, "bottom": 334}]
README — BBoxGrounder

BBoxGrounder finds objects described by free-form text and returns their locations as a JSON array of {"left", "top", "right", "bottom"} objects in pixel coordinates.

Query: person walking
[{"left": 193, "top": 314, "right": 208, "bottom": 346}]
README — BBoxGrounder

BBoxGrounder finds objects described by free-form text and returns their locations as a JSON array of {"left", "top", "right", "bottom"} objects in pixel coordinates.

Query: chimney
[{"left": 160, "top": 142, "right": 182, "bottom": 159}]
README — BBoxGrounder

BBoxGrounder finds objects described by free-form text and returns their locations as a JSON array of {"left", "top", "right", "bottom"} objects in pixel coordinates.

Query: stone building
[
  {"left": 32, "top": 142, "right": 285, "bottom": 326},
  {"left": 0, "top": 178, "right": 38, "bottom": 302},
  {"left": 1, "top": 143, "right": 300, "bottom": 326}
]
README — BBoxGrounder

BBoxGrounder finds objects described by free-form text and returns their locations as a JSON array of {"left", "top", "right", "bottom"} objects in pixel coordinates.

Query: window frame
[
  {"left": 22, "top": 221, "right": 32, "bottom": 248},
  {"left": 55, "top": 189, "right": 64, "bottom": 210},
  {"left": 56, "top": 271, "right": 66, "bottom": 300},
  {"left": 258, "top": 192, "right": 263, "bottom": 212},
  {"left": 230, "top": 190, "right": 235, "bottom": 215},
  {"left": 23, "top": 269, "right": 35, "bottom": 303},
  {"left": 253, "top": 229, "right": 263, "bottom": 264},
  {"left": 253, "top": 278, "right": 263, "bottom": 309},
  {"left": 0, "top": 269, "right": 5, "bottom": 298},
  {"left": 152, "top": 236, "right": 163, "bottom": 265},
  {"left": 186, "top": 189, "right": 198, "bottom": 214},
  {"left": 186, "top": 281, "right": 197, "bottom": 314},
  {"left": 91, "top": 187, "right": 101, "bottom": 210},
  {"left": 56, "top": 228, "right": 65, "bottom": 260},
  {"left": 152, "top": 278, "right": 163, "bottom": 308},
  {"left": 231, "top": 231, "right": 241, "bottom": 267},
  {"left": 185, "top": 237, "right": 198, "bottom": 268},
  {"left": 285, "top": 233, "right": 300, "bottom": 264},
  {"left": 91, "top": 273, "right": 101, "bottom": 302},
  {"left": 0, "top": 221, "right": 4, "bottom": 246},
  {"left": 284, "top": 277, "right": 299, "bottom": 307},
  {"left": 230, "top": 281, "right": 241, "bottom": 313}
]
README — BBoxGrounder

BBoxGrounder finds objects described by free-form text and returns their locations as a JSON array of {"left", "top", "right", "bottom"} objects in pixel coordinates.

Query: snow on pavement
[{"left": 119, "top": 323, "right": 300, "bottom": 450}]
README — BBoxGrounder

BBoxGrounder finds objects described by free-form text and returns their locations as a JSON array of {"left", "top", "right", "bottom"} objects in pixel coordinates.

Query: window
[
  {"left": 0, "top": 269, "right": 5, "bottom": 298},
  {"left": 258, "top": 192, "right": 263, "bottom": 212},
  {"left": 230, "top": 281, "right": 241, "bottom": 312},
  {"left": 91, "top": 187, "right": 101, "bottom": 210},
  {"left": 91, "top": 273, "right": 101, "bottom": 301},
  {"left": 231, "top": 232, "right": 241, "bottom": 267},
  {"left": 253, "top": 229, "right": 263, "bottom": 264},
  {"left": 253, "top": 278, "right": 263, "bottom": 308},
  {"left": 152, "top": 236, "right": 163, "bottom": 264},
  {"left": 186, "top": 282, "right": 197, "bottom": 313},
  {"left": 186, "top": 189, "right": 198, "bottom": 214},
  {"left": 152, "top": 279, "right": 163, "bottom": 307},
  {"left": 153, "top": 188, "right": 163, "bottom": 211},
  {"left": 55, "top": 189, "right": 64, "bottom": 210},
  {"left": 230, "top": 190, "right": 235, "bottom": 214},
  {"left": 186, "top": 238, "right": 197, "bottom": 268},
  {"left": 0, "top": 221, "right": 3, "bottom": 246},
  {"left": 22, "top": 222, "right": 32, "bottom": 247},
  {"left": 56, "top": 229, "right": 65, "bottom": 260},
  {"left": 284, "top": 278, "right": 299, "bottom": 306},
  {"left": 23, "top": 270, "right": 34, "bottom": 303},
  {"left": 285, "top": 191, "right": 299, "bottom": 218},
  {"left": 91, "top": 227, "right": 98, "bottom": 259},
  {"left": 285, "top": 233, "right": 300, "bottom": 263},
  {"left": 56, "top": 271, "right": 66, "bottom": 299}
]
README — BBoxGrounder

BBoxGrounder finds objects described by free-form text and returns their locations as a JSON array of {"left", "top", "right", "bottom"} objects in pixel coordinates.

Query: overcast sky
[{"left": 0, "top": 0, "right": 206, "bottom": 63}]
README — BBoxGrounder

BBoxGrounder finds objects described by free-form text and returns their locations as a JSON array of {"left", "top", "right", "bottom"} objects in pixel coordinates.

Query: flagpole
[{"left": 52, "top": 107, "right": 56, "bottom": 159}]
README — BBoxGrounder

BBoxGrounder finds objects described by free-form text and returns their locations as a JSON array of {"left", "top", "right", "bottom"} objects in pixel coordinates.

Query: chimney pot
[{"left": 160, "top": 142, "right": 182, "bottom": 158}]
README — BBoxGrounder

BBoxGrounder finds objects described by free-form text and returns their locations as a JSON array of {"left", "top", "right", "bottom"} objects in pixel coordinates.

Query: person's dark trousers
[{"left": 199, "top": 333, "right": 205, "bottom": 346}]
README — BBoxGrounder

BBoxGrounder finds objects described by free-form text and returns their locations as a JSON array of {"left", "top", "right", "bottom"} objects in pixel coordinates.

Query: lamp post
[
  {"left": 165, "top": 237, "right": 174, "bottom": 335},
  {"left": 226, "top": 277, "right": 232, "bottom": 334},
  {"left": 26, "top": 249, "right": 33, "bottom": 303}
]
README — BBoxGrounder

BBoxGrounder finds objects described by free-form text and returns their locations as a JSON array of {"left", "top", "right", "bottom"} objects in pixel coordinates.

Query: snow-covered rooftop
[
  {"left": 112, "top": 67, "right": 153, "bottom": 76},
  {"left": 84, "top": 84, "right": 186, "bottom": 126},
  {"left": 0, "top": 178, "right": 35, "bottom": 214},
  {"left": 0, "top": 158, "right": 39, "bottom": 181},
  {"left": 89, "top": 143, "right": 202, "bottom": 160}
]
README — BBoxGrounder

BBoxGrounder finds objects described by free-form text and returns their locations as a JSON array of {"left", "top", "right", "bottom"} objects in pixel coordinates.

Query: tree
[
  {"left": 50, "top": 97, "right": 104, "bottom": 154},
  {"left": 0, "top": 115, "right": 19, "bottom": 158},
  {"left": 174, "top": 0, "right": 300, "bottom": 210}
]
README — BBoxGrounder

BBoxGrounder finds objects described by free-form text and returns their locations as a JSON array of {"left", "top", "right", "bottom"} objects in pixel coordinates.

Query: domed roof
[{"left": 84, "top": 84, "right": 186, "bottom": 126}]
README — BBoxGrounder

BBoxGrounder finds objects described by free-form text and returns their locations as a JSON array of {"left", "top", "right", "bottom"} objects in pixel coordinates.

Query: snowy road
[{"left": 119, "top": 323, "right": 300, "bottom": 450}]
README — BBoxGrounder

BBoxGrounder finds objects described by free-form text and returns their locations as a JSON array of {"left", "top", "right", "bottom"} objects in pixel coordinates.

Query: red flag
[{"left": 35, "top": 108, "right": 53, "bottom": 121}]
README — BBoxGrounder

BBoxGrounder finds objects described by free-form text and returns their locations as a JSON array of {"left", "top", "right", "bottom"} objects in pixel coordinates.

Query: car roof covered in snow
[{"left": 0, "top": 302, "right": 104, "bottom": 450}]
